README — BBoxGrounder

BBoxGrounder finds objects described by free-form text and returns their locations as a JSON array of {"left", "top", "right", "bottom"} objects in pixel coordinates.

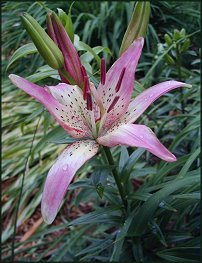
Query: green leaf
[
  {"left": 91, "top": 168, "right": 110, "bottom": 198},
  {"left": 118, "top": 146, "right": 129, "bottom": 173},
  {"left": 122, "top": 148, "right": 145, "bottom": 183},
  {"left": 76, "top": 236, "right": 113, "bottom": 258},
  {"left": 110, "top": 209, "right": 137, "bottom": 261},
  {"left": 149, "top": 221, "right": 167, "bottom": 246},
  {"left": 178, "top": 148, "right": 200, "bottom": 178},
  {"left": 6, "top": 43, "right": 38, "bottom": 71},
  {"left": 69, "top": 206, "right": 121, "bottom": 226},
  {"left": 33, "top": 126, "right": 77, "bottom": 153},
  {"left": 157, "top": 247, "right": 200, "bottom": 263},
  {"left": 57, "top": 5, "right": 74, "bottom": 42},
  {"left": 77, "top": 41, "right": 101, "bottom": 65},
  {"left": 128, "top": 175, "right": 200, "bottom": 236}
]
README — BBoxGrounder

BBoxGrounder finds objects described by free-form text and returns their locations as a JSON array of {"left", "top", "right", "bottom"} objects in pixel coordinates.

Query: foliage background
[{"left": 2, "top": 1, "right": 200, "bottom": 262}]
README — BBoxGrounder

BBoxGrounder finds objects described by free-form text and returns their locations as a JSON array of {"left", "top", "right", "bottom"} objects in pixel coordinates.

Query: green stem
[{"left": 102, "top": 146, "right": 128, "bottom": 212}]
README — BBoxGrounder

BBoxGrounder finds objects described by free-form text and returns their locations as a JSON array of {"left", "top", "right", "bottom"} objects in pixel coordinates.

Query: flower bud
[
  {"left": 164, "top": 34, "right": 173, "bottom": 46},
  {"left": 164, "top": 54, "right": 175, "bottom": 65},
  {"left": 173, "top": 29, "right": 181, "bottom": 41},
  {"left": 180, "top": 38, "right": 190, "bottom": 53},
  {"left": 21, "top": 13, "right": 64, "bottom": 69},
  {"left": 119, "top": 2, "right": 150, "bottom": 55},
  {"left": 180, "top": 28, "right": 186, "bottom": 38},
  {"left": 47, "top": 12, "right": 85, "bottom": 88}
]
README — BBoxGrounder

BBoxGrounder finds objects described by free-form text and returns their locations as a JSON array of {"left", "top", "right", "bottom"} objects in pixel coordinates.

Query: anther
[
  {"left": 115, "top": 67, "right": 126, "bottom": 92},
  {"left": 100, "top": 58, "right": 106, "bottom": 85},
  {"left": 86, "top": 93, "right": 93, "bottom": 111},
  {"left": 81, "top": 65, "right": 87, "bottom": 79},
  {"left": 83, "top": 76, "right": 90, "bottom": 100},
  {"left": 107, "top": 96, "right": 120, "bottom": 113}
]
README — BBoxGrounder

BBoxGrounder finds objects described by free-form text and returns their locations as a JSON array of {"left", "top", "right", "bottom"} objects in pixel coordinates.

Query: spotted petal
[
  {"left": 9, "top": 74, "right": 91, "bottom": 138},
  {"left": 41, "top": 140, "right": 99, "bottom": 224},
  {"left": 97, "top": 124, "right": 176, "bottom": 162},
  {"left": 117, "top": 81, "right": 191, "bottom": 125},
  {"left": 98, "top": 38, "right": 144, "bottom": 133},
  {"left": 47, "top": 83, "right": 96, "bottom": 135}
]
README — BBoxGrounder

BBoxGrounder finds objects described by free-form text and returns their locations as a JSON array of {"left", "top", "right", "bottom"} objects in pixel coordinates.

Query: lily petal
[
  {"left": 48, "top": 82, "right": 96, "bottom": 135},
  {"left": 41, "top": 140, "right": 99, "bottom": 224},
  {"left": 9, "top": 74, "right": 91, "bottom": 138},
  {"left": 98, "top": 38, "right": 144, "bottom": 133},
  {"left": 97, "top": 123, "right": 176, "bottom": 162},
  {"left": 118, "top": 80, "right": 191, "bottom": 124}
]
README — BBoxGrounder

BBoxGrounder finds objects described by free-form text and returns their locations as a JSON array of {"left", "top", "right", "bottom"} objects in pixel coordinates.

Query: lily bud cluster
[{"left": 21, "top": 12, "right": 87, "bottom": 89}]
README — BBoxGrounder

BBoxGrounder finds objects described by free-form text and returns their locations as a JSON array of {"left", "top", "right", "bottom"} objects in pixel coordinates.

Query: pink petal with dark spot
[
  {"left": 9, "top": 74, "right": 90, "bottom": 138},
  {"left": 98, "top": 38, "right": 144, "bottom": 133}
]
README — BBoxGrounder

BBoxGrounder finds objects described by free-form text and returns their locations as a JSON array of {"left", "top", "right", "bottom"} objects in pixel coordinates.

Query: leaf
[
  {"left": 77, "top": 41, "right": 101, "bottom": 65},
  {"left": 148, "top": 221, "right": 167, "bottom": 246},
  {"left": 57, "top": 5, "right": 74, "bottom": 42},
  {"left": 118, "top": 146, "right": 129, "bottom": 173},
  {"left": 33, "top": 126, "right": 77, "bottom": 153},
  {"left": 110, "top": 209, "right": 137, "bottom": 261},
  {"left": 122, "top": 148, "right": 145, "bottom": 183},
  {"left": 6, "top": 43, "right": 38, "bottom": 71},
  {"left": 157, "top": 247, "right": 200, "bottom": 263},
  {"left": 91, "top": 168, "right": 110, "bottom": 198},
  {"left": 69, "top": 206, "right": 121, "bottom": 226},
  {"left": 178, "top": 148, "right": 200, "bottom": 177},
  {"left": 76, "top": 236, "right": 113, "bottom": 258},
  {"left": 128, "top": 174, "right": 200, "bottom": 236}
]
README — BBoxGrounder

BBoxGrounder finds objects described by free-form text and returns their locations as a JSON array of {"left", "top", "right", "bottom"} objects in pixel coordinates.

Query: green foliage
[{"left": 2, "top": 1, "right": 200, "bottom": 262}]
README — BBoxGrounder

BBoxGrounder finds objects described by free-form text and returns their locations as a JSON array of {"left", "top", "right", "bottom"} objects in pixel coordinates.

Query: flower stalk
[{"left": 102, "top": 146, "right": 128, "bottom": 212}]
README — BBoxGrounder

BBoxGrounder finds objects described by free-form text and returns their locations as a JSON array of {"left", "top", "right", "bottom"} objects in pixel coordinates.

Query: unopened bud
[
  {"left": 164, "top": 34, "right": 172, "bottom": 46},
  {"left": 173, "top": 29, "right": 181, "bottom": 41},
  {"left": 180, "top": 28, "right": 186, "bottom": 38},
  {"left": 21, "top": 13, "right": 64, "bottom": 69},
  {"left": 181, "top": 38, "right": 190, "bottom": 53},
  {"left": 164, "top": 54, "right": 175, "bottom": 65},
  {"left": 119, "top": 2, "right": 150, "bottom": 55}
]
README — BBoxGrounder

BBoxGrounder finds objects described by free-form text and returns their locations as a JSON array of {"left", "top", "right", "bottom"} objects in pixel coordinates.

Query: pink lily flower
[{"left": 9, "top": 37, "right": 191, "bottom": 224}]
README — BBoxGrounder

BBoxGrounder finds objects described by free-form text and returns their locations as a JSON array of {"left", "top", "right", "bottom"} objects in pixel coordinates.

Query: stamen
[
  {"left": 81, "top": 65, "right": 87, "bottom": 79},
  {"left": 107, "top": 96, "right": 120, "bottom": 113},
  {"left": 100, "top": 58, "right": 106, "bottom": 85},
  {"left": 86, "top": 93, "right": 93, "bottom": 111},
  {"left": 89, "top": 82, "right": 105, "bottom": 116},
  {"left": 115, "top": 67, "right": 126, "bottom": 92},
  {"left": 83, "top": 76, "right": 90, "bottom": 100}
]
